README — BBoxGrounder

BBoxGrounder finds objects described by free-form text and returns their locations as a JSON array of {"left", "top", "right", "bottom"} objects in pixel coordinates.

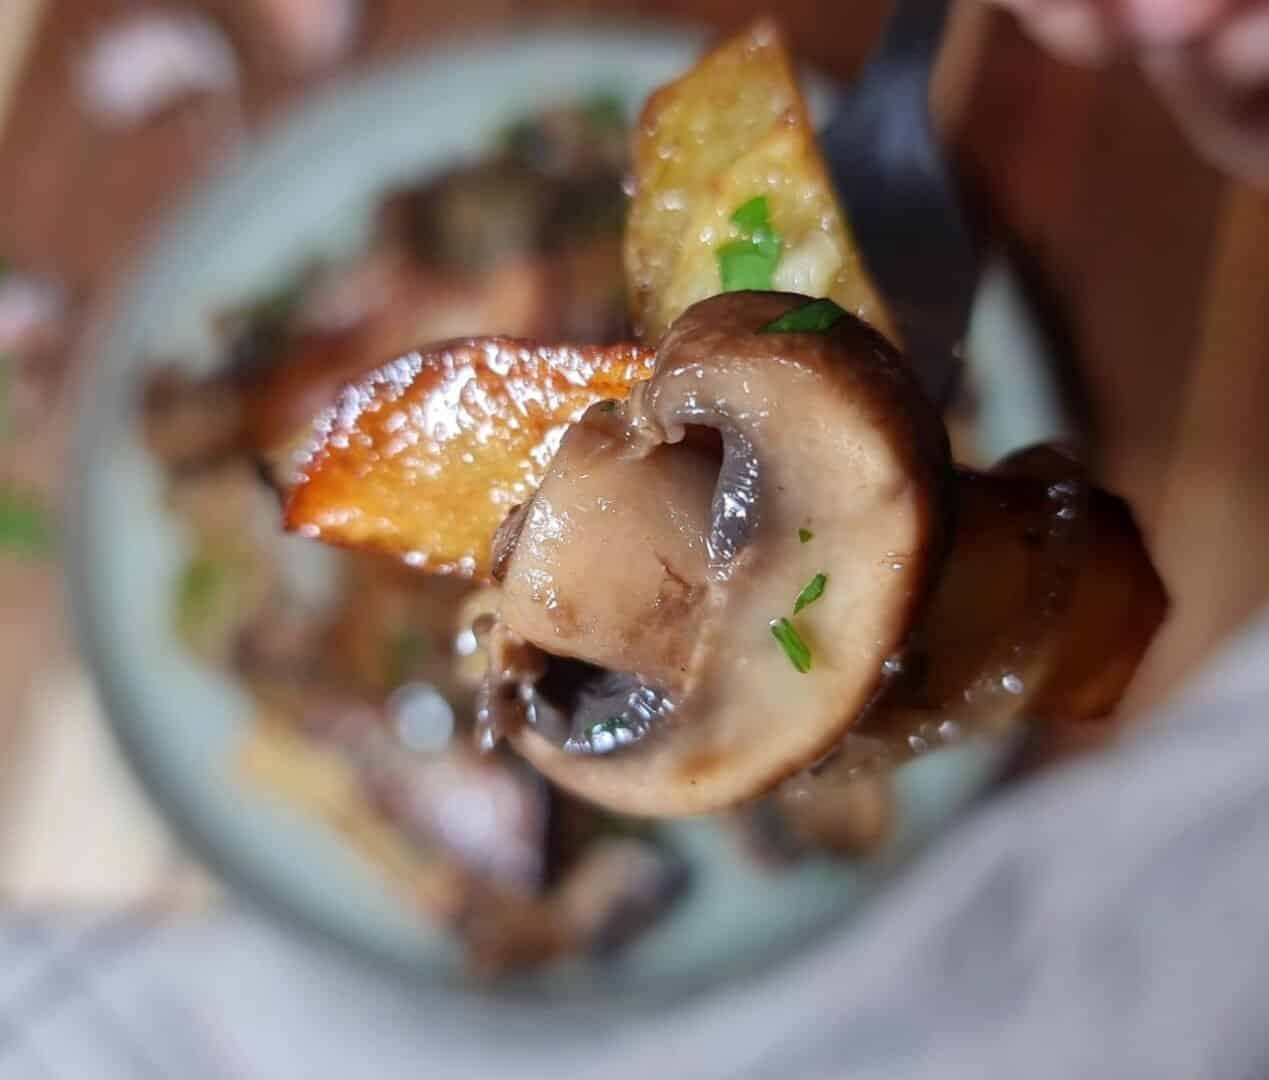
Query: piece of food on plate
[
  {"left": 239, "top": 702, "right": 687, "bottom": 975},
  {"left": 624, "top": 18, "right": 894, "bottom": 345}
]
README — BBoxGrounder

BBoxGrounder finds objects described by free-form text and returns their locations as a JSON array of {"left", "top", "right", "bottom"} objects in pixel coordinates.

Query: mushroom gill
[{"left": 483, "top": 292, "right": 955, "bottom": 816}]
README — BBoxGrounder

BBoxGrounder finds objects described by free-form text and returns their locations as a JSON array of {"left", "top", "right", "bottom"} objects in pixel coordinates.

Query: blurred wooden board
[{"left": 0, "top": 0, "right": 45, "bottom": 124}]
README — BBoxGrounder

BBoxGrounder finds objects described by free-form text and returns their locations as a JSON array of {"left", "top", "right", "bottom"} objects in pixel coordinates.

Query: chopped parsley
[
  {"left": 0, "top": 491, "right": 55, "bottom": 556},
  {"left": 223, "top": 263, "right": 320, "bottom": 373},
  {"left": 256, "top": 276, "right": 307, "bottom": 327},
  {"left": 500, "top": 92, "right": 627, "bottom": 164},
  {"left": 761, "top": 297, "right": 848, "bottom": 334},
  {"left": 598, "top": 399, "right": 618, "bottom": 412},
  {"left": 591, "top": 809, "right": 658, "bottom": 843},
  {"left": 388, "top": 626, "right": 429, "bottom": 686},
  {"left": 586, "top": 716, "right": 626, "bottom": 740},
  {"left": 582, "top": 91, "right": 626, "bottom": 133},
  {"left": 793, "top": 572, "right": 828, "bottom": 614},
  {"left": 770, "top": 617, "right": 811, "bottom": 674},
  {"left": 0, "top": 355, "right": 11, "bottom": 440},
  {"left": 769, "top": 566, "right": 827, "bottom": 671},
  {"left": 716, "top": 196, "right": 782, "bottom": 292},
  {"left": 729, "top": 196, "right": 770, "bottom": 233},
  {"left": 798, "top": 527, "right": 813, "bottom": 544},
  {"left": 499, "top": 116, "right": 542, "bottom": 160},
  {"left": 175, "top": 556, "right": 224, "bottom": 639}
]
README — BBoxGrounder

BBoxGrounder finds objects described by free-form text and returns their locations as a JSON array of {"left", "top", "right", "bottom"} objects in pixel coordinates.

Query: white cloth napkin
[{"left": 5, "top": 608, "right": 1269, "bottom": 1080}]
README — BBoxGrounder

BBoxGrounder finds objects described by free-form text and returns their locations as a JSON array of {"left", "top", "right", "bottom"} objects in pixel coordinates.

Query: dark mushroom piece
[
  {"left": 857, "top": 445, "right": 1169, "bottom": 768},
  {"left": 485, "top": 292, "right": 955, "bottom": 815}
]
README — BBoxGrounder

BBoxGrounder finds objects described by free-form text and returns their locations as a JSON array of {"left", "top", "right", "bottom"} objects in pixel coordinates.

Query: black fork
[{"left": 819, "top": 0, "right": 979, "bottom": 407}]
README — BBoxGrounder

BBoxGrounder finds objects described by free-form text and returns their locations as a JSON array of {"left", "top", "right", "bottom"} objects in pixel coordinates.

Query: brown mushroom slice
[
  {"left": 844, "top": 448, "right": 1169, "bottom": 769},
  {"left": 497, "top": 292, "right": 954, "bottom": 816}
]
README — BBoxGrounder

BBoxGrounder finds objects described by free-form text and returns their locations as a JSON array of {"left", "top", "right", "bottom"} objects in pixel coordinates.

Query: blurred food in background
[
  {"left": 0, "top": 263, "right": 70, "bottom": 548},
  {"left": 140, "top": 93, "right": 888, "bottom": 974}
]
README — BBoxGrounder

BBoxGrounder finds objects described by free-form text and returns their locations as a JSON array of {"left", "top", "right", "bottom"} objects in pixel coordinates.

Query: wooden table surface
[{"left": 3, "top": 0, "right": 1267, "bottom": 720}]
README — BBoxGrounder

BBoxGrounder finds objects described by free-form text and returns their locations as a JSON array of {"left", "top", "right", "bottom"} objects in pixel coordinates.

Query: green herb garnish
[
  {"left": 598, "top": 400, "right": 618, "bottom": 412},
  {"left": 798, "top": 528, "right": 813, "bottom": 544},
  {"left": 388, "top": 626, "right": 429, "bottom": 686},
  {"left": 770, "top": 617, "right": 811, "bottom": 674},
  {"left": 223, "top": 263, "right": 320, "bottom": 370},
  {"left": 499, "top": 116, "right": 542, "bottom": 160},
  {"left": 256, "top": 278, "right": 305, "bottom": 326},
  {"left": 716, "top": 248, "right": 775, "bottom": 291},
  {"left": 716, "top": 196, "right": 782, "bottom": 292},
  {"left": 586, "top": 716, "right": 626, "bottom": 741},
  {"left": 0, "top": 490, "right": 55, "bottom": 556},
  {"left": 793, "top": 572, "right": 828, "bottom": 614},
  {"left": 592, "top": 809, "right": 659, "bottom": 844},
  {"left": 500, "top": 93, "right": 626, "bottom": 164},
  {"left": 176, "top": 556, "right": 224, "bottom": 638},
  {"left": 761, "top": 297, "right": 848, "bottom": 334},
  {"left": 582, "top": 92, "right": 626, "bottom": 133},
  {"left": 729, "top": 196, "right": 770, "bottom": 233},
  {"left": 0, "top": 355, "right": 12, "bottom": 440}
]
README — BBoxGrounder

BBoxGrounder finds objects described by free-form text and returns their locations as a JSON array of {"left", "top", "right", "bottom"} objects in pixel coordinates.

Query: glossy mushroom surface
[{"left": 485, "top": 292, "right": 954, "bottom": 815}]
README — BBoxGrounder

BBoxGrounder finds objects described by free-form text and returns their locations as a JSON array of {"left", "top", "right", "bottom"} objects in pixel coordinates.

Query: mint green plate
[{"left": 70, "top": 24, "right": 1067, "bottom": 1009}]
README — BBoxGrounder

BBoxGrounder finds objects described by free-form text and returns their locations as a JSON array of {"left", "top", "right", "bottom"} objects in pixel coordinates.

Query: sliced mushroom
[
  {"left": 489, "top": 292, "right": 954, "bottom": 815},
  {"left": 861, "top": 446, "right": 1169, "bottom": 767}
]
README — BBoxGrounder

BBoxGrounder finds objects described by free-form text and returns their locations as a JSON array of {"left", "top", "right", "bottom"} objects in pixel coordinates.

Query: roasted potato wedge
[
  {"left": 624, "top": 19, "right": 894, "bottom": 344},
  {"left": 284, "top": 339, "right": 656, "bottom": 577}
]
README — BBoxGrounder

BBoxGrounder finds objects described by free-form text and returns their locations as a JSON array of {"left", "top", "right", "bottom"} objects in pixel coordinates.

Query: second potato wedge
[
  {"left": 624, "top": 19, "right": 894, "bottom": 345},
  {"left": 284, "top": 339, "right": 656, "bottom": 577}
]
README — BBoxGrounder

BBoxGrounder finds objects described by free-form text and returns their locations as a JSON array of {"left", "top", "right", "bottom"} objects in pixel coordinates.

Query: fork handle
[{"left": 870, "top": 0, "right": 955, "bottom": 86}]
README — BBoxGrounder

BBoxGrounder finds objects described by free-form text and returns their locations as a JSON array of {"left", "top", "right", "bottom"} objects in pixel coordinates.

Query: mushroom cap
[{"left": 504, "top": 292, "right": 954, "bottom": 815}]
